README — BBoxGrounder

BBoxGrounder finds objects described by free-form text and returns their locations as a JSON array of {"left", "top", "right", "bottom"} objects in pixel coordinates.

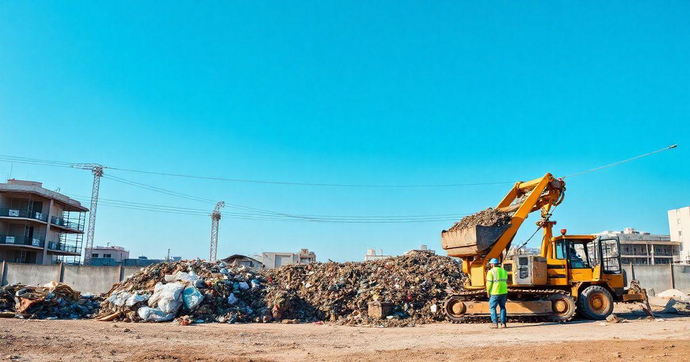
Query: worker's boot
[
  {"left": 501, "top": 323, "right": 507, "bottom": 329},
  {"left": 489, "top": 323, "right": 498, "bottom": 329}
]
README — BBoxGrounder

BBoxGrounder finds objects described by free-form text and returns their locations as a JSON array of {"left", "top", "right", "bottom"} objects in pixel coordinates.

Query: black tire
[
  {"left": 547, "top": 293, "right": 576, "bottom": 322},
  {"left": 578, "top": 285, "right": 614, "bottom": 320}
]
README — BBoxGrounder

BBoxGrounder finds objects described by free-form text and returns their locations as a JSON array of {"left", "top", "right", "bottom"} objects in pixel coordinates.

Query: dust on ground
[{"left": 1, "top": 311, "right": 689, "bottom": 361}]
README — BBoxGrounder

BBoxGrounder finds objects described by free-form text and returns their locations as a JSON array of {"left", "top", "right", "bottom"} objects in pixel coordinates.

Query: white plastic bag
[
  {"left": 148, "top": 282, "right": 185, "bottom": 314},
  {"left": 137, "top": 306, "right": 174, "bottom": 322}
]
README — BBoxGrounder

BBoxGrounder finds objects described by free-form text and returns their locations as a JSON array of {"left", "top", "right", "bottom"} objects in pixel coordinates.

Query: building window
[
  {"left": 92, "top": 253, "right": 99, "bottom": 258},
  {"left": 104, "top": 253, "right": 112, "bottom": 258}
]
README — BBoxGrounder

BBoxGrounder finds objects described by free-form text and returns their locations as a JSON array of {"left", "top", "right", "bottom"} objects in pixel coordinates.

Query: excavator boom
[{"left": 443, "top": 173, "right": 565, "bottom": 284}]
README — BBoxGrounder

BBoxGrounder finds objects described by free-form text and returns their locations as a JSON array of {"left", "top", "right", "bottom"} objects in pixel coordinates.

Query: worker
[{"left": 486, "top": 258, "right": 508, "bottom": 328}]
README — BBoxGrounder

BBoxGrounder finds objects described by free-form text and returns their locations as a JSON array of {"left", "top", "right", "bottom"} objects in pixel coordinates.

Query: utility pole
[
  {"left": 72, "top": 163, "right": 104, "bottom": 265},
  {"left": 209, "top": 201, "right": 225, "bottom": 261}
]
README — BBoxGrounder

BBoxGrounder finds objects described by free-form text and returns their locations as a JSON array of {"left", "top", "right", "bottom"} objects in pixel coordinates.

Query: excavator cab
[{"left": 548, "top": 233, "right": 650, "bottom": 319}]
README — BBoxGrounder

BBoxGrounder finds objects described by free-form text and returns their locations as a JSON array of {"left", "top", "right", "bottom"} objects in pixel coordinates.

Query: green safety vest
[{"left": 486, "top": 266, "right": 508, "bottom": 296}]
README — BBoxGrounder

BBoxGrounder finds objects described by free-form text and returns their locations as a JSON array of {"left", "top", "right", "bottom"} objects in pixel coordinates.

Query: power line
[
  {"left": 0, "top": 144, "right": 678, "bottom": 189},
  {"left": 562, "top": 144, "right": 677, "bottom": 179},
  {"left": 108, "top": 166, "right": 514, "bottom": 188},
  {"left": 0, "top": 154, "right": 510, "bottom": 188},
  {"left": 71, "top": 194, "right": 469, "bottom": 223}
]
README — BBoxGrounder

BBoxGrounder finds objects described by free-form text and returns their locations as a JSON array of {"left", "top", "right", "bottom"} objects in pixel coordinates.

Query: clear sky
[{"left": 1, "top": 2, "right": 688, "bottom": 262}]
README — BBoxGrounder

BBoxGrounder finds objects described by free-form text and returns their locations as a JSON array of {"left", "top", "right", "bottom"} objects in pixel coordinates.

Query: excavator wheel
[
  {"left": 577, "top": 285, "right": 613, "bottom": 320},
  {"left": 443, "top": 295, "right": 467, "bottom": 322},
  {"left": 546, "top": 293, "right": 576, "bottom": 322}
]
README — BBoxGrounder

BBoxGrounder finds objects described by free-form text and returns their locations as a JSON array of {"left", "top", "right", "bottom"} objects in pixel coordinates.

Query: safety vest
[{"left": 486, "top": 266, "right": 508, "bottom": 296}]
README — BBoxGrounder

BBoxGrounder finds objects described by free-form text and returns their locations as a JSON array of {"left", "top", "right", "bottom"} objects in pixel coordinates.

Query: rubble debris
[
  {"left": 0, "top": 282, "right": 100, "bottom": 319},
  {"left": 606, "top": 314, "right": 625, "bottom": 323},
  {"left": 368, "top": 301, "right": 393, "bottom": 319},
  {"left": 448, "top": 208, "right": 511, "bottom": 232},
  {"left": 662, "top": 299, "right": 690, "bottom": 315},
  {"left": 657, "top": 289, "right": 689, "bottom": 301},
  {"left": 97, "top": 251, "right": 464, "bottom": 327},
  {"left": 99, "top": 259, "right": 269, "bottom": 324}
]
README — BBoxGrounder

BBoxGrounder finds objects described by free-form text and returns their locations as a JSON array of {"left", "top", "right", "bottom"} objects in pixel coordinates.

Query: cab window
[
  {"left": 568, "top": 243, "right": 591, "bottom": 269},
  {"left": 555, "top": 241, "right": 567, "bottom": 259}
]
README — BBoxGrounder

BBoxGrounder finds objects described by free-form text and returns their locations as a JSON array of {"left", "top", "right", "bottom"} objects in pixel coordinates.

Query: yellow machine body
[{"left": 442, "top": 173, "right": 649, "bottom": 321}]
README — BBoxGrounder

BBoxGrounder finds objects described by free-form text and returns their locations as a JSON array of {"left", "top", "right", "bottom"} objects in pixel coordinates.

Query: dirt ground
[{"left": 1, "top": 310, "right": 689, "bottom": 361}]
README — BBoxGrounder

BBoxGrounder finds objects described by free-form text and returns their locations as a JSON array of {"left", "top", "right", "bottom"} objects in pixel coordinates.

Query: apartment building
[
  {"left": 668, "top": 206, "right": 690, "bottom": 264},
  {"left": 261, "top": 248, "right": 316, "bottom": 268},
  {"left": 89, "top": 245, "right": 131, "bottom": 266},
  {"left": 364, "top": 248, "right": 392, "bottom": 261},
  {"left": 599, "top": 227, "right": 679, "bottom": 265},
  {"left": 0, "top": 179, "right": 87, "bottom": 264}
]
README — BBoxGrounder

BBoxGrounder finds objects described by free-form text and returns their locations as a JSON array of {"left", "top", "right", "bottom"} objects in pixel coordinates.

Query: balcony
[
  {"left": 50, "top": 216, "right": 84, "bottom": 232},
  {"left": 0, "top": 235, "right": 45, "bottom": 248},
  {"left": 0, "top": 208, "right": 49, "bottom": 223},
  {"left": 47, "top": 241, "right": 79, "bottom": 254}
]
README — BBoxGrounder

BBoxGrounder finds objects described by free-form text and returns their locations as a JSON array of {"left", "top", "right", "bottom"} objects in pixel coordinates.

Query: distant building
[
  {"left": 364, "top": 248, "right": 392, "bottom": 261},
  {"left": 122, "top": 256, "right": 166, "bottom": 267},
  {"left": 221, "top": 254, "right": 264, "bottom": 269},
  {"left": 404, "top": 244, "right": 436, "bottom": 255},
  {"left": 668, "top": 206, "right": 690, "bottom": 264},
  {"left": 89, "top": 245, "right": 130, "bottom": 266},
  {"left": 91, "top": 248, "right": 166, "bottom": 267},
  {"left": 599, "top": 228, "right": 679, "bottom": 265},
  {"left": 508, "top": 247, "right": 541, "bottom": 256},
  {"left": 262, "top": 248, "right": 316, "bottom": 268},
  {"left": 0, "top": 179, "right": 87, "bottom": 265}
]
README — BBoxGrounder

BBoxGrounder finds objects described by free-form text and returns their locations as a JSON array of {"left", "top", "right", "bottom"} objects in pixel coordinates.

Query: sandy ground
[{"left": 1, "top": 310, "right": 689, "bottom": 361}]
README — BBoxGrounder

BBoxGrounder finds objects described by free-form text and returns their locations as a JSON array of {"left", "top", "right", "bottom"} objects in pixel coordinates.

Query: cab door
[
  {"left": 548, "top": 239, "right": 569, "bottom": 286},
  {"left": 597, "top": 237, "right": 625, "bottom": 291}
]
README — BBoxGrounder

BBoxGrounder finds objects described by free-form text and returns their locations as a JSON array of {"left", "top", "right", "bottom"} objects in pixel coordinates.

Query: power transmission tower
[
  {"left": 209, "top": 201, "right": 225, "bottom": 261},
  {"left": 72, "top": 164, "right": 104, "bottom": 265}
]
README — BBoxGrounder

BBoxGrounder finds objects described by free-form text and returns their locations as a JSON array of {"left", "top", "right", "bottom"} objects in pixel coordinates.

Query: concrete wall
[
  {"left": 0, "top": 263, "right": 128, "bottom": 295},
  {"left": 1, "top": 263, "right": 60, "bottom": 286},
  {"left": 625, "top": 264, "right": 690, "bottom": 292},
  {"left": 673, "top": 265, "right": 690, "bottom": 290},
  {"left": 630, "top": 265, "right": 673, "bottom": 292},
  {"left": 123, "top": 266, "right": 143, "bottom": 279},
  {"left": 62, "top": 265, "right": 122, "bottom": 295}
]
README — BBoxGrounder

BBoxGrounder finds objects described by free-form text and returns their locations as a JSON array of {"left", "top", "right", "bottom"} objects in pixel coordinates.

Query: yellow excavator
[{"left": 441, "top": 173, "right": 650, "bottom": 322}]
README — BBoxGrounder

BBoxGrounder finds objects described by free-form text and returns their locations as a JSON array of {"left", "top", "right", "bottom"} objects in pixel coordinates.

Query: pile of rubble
[
  {"left": 0, "top": 282, "right": 100, "bottom": 319},
  {"left": 448, "top": 207, "right": 512, "bottom": 232},
  {"left": 98, "top": 259, "right": 268, "bottom": 323},
  {"left": 264, "top": 251, "right": 464, "bottom": 326},
  {"left": 97, "top": 251, "right": 463, "bottom": 326}
]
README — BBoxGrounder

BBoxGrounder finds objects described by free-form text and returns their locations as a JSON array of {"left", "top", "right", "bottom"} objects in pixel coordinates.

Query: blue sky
[{"left": 0, "top": 2, "right": 688, "bottom": 261}]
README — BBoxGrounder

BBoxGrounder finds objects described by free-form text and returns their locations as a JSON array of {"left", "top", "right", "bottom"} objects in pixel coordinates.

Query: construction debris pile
[
  {"left": 98, "top": 251, "right": 463, "bottom": 326},
  {"left": 0, "top": 282, "right": 100, "bottom": 319},
  {"left": 263, "top": 251, "right": 464, "bottom": 326},
  {"left": 448, "top": 207, "right": 512, "bottom": 232},
  {"left": 652, "top": 289, "right": 690, "bottom": 316},
  {"left": 99, "top": 260, "right": 267, "bottom": 323}
]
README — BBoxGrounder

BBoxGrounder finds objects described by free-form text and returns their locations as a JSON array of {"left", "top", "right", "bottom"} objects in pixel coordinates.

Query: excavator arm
[{"left": 462, "top": 173, "right": 565, "bottom": 287}]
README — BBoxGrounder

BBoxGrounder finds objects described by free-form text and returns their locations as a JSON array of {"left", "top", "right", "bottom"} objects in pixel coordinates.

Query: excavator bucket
[{"left": 441, "top": 223, "right": 512, "bottom": 256}]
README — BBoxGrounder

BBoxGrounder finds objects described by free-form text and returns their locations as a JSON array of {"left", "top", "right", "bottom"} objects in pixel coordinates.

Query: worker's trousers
[{"left": 489, "top": 294, "right": 507, "bottom": 324}]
